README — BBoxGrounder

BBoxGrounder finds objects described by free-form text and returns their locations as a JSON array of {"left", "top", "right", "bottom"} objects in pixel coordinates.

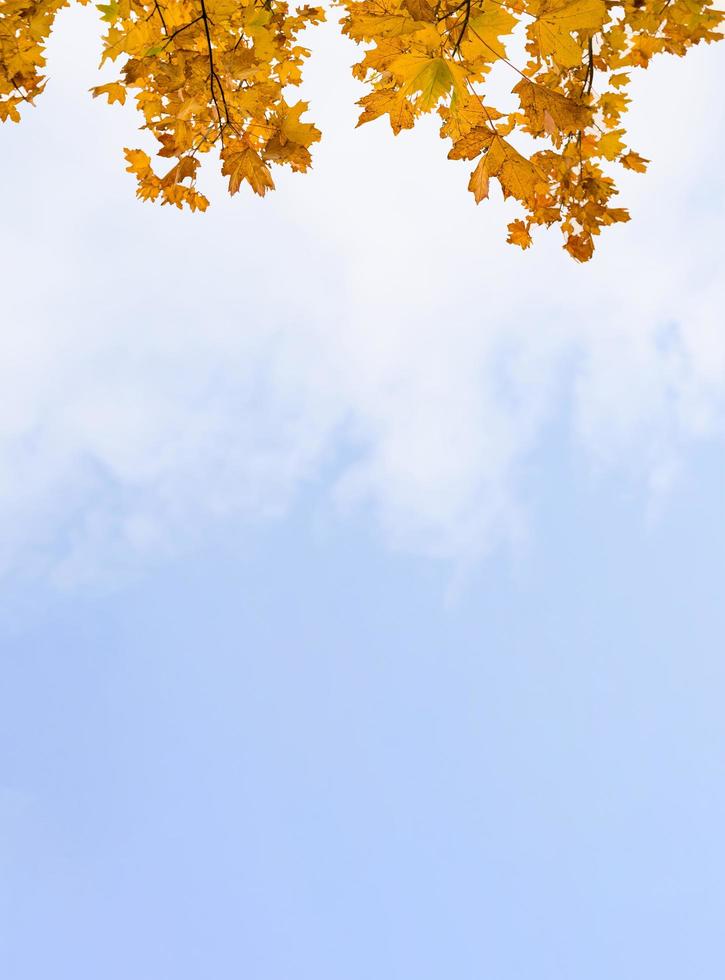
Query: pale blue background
[
  {"left": 2, "top": 440, "right": 725, "bottom": 979},
  {"left": 1, "top": 8, "right": 725, "bottom": 979}
]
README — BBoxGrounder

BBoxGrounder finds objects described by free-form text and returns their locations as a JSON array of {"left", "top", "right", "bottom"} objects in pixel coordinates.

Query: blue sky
[
  {"left": 1, "top": 7, "right": 725, "bottom": 979},
  {"left": 3, "top": 445, "right": 725, "bottom": 978}
]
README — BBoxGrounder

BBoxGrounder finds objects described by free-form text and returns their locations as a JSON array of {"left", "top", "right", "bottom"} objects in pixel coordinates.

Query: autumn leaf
[
  {"left": 390, "top": 55, "right": 456, "bottom": 111},
  {"left": 278, "top": 101, "right": 321, "bottom": 150},
  {"left": 513, "top": 79, "right": 592, "bottom": 136},
  {"left": 448, "top": 126, "right": 496, "bottom": 161},
  {"left": 124, "top": 148, "right": 152, "bottom": 178},
  {"left": 468, "top": 155, "right": 490, "bottom": 203},
  {"left": 507, "top": 220, "right": 533, "bottom": 250},
  {"left": 564, "top": 232, "right": 594, "bottom": 262},
  {"left": 621, "top": 151, "right": 649, "bottom": 172},
  {"left": 486, "top": 136, "right": 540, "bottom": 207},
  {"left": 357, "top": 90, "right": 415, "bottom": 133},
  {"left": 530, "top": 0, "right": 608, "bottom": 67},
  {"left": 90, "top": 82, "right": 126, "bottom": 105},
  {"left": 221, "top": 144, "right": 275, "bottom": 196},
  {"left": 402, "top": 0, "right": 436, "bottom": 22},
  {"left": 460, "top": 7, "right": 518, "bottom": 63},
  {"left": 597, "top": 128, "right": 627, "bottom": 160}
]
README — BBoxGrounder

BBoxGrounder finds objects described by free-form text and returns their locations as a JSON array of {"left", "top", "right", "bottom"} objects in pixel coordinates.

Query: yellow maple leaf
[
  {"left": 513, "top": 79, "right": 592, "bottom": 136},
  {"left": 402, "top": 0, "right": 436, "bottom": 22},
  {"left": 357, "top": 90, "right": 415, "bottom": 133},
  {"left": 564, "top": 232, "right": 594, "bottom": 261},
  {"left": 448, "top": 126, "right": 496, "bottom": 161},
  {"left": 620, "top": 150, "right": 649, "bottom": 172},
  {"left": 90, "top": 81, "right": 126, "bottom": 105},
  {"left": 597, "top": 128, "right": 626, "bottom": 160},
  {"left": 279, "top": 101, "right": 321, "bottom": 149},
  {"left": 531, "top": 0, "right": 607, "bottom": 67},
  {"left": 486, "top": 136, "right": 540, "bottom": 206},
  {"left": 507, "top": 219, "right": 533, "bottom": 249},
  {"left": 468, "top": 156, "right": 490, "bottom": 203},
  {"left": 221, "top": 144, "right": 275, "bottom": 197},
  {"left": 124, "top": 148, "right": 152, "bottom": 177},
  {"left": 390, "top": 55, "right": 455, "bottom": 112},
  {"left": 461, "top": 8, "right": 518, "bottom": 62}
]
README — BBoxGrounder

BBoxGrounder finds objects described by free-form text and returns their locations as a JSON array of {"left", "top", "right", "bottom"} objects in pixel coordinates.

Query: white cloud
[{"left": 1, "top": 8, "right": 724, "bottom": 582}]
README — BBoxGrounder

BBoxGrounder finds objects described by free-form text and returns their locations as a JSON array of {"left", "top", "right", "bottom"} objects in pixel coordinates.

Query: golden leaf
[
  {"left": 221, "top": 144, "right": 275, "bottom": 196},
  {"left": 620, "top": 150, "right": 649, "bottom": 172},
  {"left": 390, "top": 55, "right": 455, "bottom": 111},
  {"left": 90, "top": 81, "right": 126, "bottom": 105},
  {"left": 468, "top": 155, "right": 490, "bottom": 203},
  {"left": 531, "top": 0, "right": 607, "bottom": 67},
  {"left": 507, "top": 219, "right": 533, "bottom": 249}
]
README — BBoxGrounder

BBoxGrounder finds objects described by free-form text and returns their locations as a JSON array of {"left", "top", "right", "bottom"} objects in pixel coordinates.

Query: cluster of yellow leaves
[
  {"left": 3, "top": 0, "right": 324, "bottom": 208},
  {"left": 341, "top": 0, "right": 724, "bottom": 258},
  {"left": 1, "top": 0, "right": 72, "bottom": 122},
  {"left": 109, "top": 0, "right": 325, "bottom": 208},
  {"left": 2, "top": 0, "right": 723, "bottom": 257}
]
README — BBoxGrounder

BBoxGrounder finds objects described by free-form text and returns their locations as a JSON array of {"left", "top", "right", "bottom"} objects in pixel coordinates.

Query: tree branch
[{"left": 199, "top": 0, "right": 232, "bottom": 136}]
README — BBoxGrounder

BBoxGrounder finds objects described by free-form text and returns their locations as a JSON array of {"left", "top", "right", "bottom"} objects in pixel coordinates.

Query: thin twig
[
  {"left": 159, "top": 14, "right": 203, "bottom": 50},
  {"left": 199, "top": 0, "right": 233, "bottom": 138},
  {"left": 452, "top": 0, "right": 471, "bottom": 55}
]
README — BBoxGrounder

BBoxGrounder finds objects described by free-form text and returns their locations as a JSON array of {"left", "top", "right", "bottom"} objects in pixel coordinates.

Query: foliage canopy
[{"left": 1, "top": 0, "right": 722, "bottom": 258}]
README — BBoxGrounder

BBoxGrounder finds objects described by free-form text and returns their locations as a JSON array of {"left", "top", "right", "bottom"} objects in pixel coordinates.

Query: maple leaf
[
  {"left": 564, "top": 232, "right": 594, "bottom": 261},
  {"left": 597, "top": 128, "right": 627, "bottom": 160},
  {"left": 221, "top": 144, "right": 275, "bottom": 196},
  {"left": 507, "top": 219, "right": 533, "bottom": 249},
  {"left": 486, "top": 136, "right": 540, "bottom": 207},
  {"left": 278, "top": 101, "right": 321, "bottom": 150},
  {"left": 621, "top": 150, "right": 649, "bottom": 172},
  {"left": 513, "top": 79, "right": 592, "bottom": 137},
  {"left": 460, "top": 7, "right": 518, "bottom": 63},
  {"left": 90, "top": 81, "right": 126, "bottom": 105},
  {"left": 529, "top": 0, "right": 608, "bottom": 67},
  {"left": 357, "top": 90, "right": 415, "bottom": 133},
  {"left": 390, "top": 55, "right": 456, "bottom": 112},
  {"left": 402, "top": 0, "right": 436, "bottom": 22},
  {"left": 468, "top": 155, "right": 490, "bottom": 203},
  {"left": 448, "top": 126, "right": 496, "bottom": 161},
  {"left": 124, "top": 148, "right": 153, "bottom": 179}
]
